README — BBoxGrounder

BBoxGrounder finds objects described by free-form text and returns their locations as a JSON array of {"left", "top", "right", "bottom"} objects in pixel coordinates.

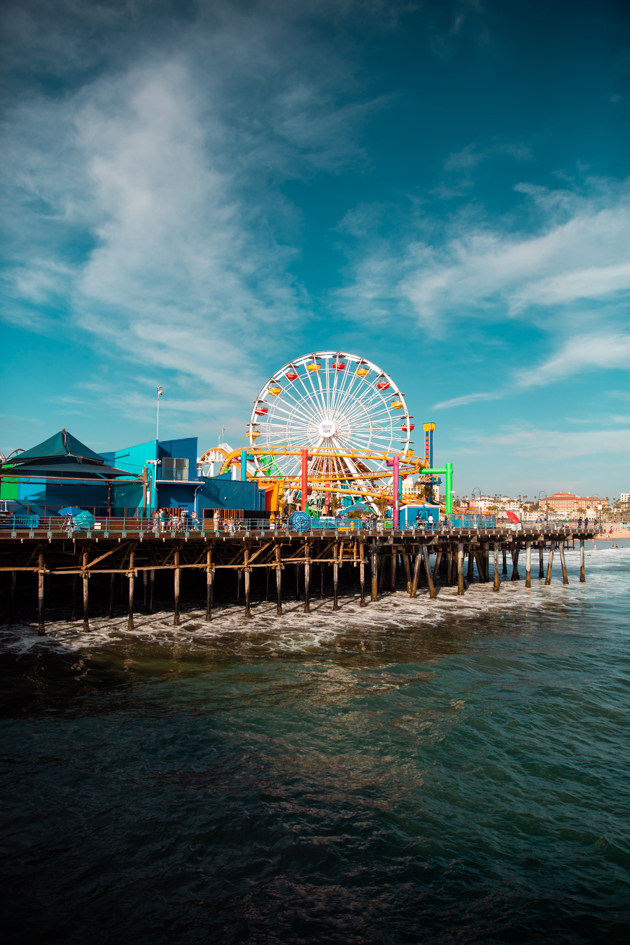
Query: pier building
[{"left": 1, "top": 430, "right": 265, "bottom": 519}]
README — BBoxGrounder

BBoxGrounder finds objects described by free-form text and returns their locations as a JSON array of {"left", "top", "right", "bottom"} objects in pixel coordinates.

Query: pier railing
[{"left": 0, "top": 513, "right": 588, "bottom": 540}]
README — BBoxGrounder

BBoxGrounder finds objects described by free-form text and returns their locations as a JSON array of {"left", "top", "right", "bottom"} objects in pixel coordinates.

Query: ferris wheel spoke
[
  {"left": 266, "top": 402, "right": 321, "bottom": 430},
  {"left": 329, "top": 370, "right": 361, "bottom": 420},
  {"left": 273, "top": 388, "right": 325, "bottom": 423},
  {"left": 288, "top": 371, "right": 326, "bottom": 425},
  {"left": 300, "top": 361, "right": 329, "bottom": 418},
  {"left": 342, "top": 384, "right": 390, "bottom": 421},
  {"left": 330, "top": 363, "right": 367, "bottom": 417},
  {"left": 328, "top": 354, "right": 355, "bottom": 415}
]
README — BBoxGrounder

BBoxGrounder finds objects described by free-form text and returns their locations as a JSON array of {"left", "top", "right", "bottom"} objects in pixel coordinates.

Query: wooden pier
[{"left": 0, "top": 523, "right": 594, "bottom": 633}]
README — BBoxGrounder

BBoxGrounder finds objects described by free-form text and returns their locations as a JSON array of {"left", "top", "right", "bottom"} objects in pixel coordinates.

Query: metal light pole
[
  {"left": 538, "top": 490, "right": 548, "bottom": 524},
  {"left": 146, "top": 459, "right": 160, "bottom": 514},
  {"left": 156, "top": 386, "right": 164, "bottom": 441},
  {"left": 590, "top": 494, "right": 601, "bottom": 532}
]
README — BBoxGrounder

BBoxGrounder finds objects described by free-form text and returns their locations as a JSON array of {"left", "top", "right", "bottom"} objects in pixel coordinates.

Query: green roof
[{"left": 14, "top": 429, "right": 105, "bottom": 464}]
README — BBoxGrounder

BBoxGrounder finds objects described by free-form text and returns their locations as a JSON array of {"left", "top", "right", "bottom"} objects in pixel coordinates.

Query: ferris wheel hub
[{"left": 318, "top": 419, "right": 337, "bottom": 439}]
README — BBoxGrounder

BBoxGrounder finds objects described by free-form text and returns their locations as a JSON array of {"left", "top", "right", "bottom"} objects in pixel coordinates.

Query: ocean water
[{"left": 1, "top": 542, "right": 629, "bottom": 944}]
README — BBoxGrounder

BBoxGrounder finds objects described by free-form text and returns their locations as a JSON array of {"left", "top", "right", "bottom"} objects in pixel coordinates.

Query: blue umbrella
[{"left": 58, "top": 507, "right": 84, "bottom": 516}]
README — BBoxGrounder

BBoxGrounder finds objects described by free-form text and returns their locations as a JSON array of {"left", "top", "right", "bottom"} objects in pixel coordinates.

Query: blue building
[
  {"left": 102, "top": 436, "right": 265, "bottom": 518},
  {"left": 1, "top": 430, "right": 265, "bottom": 519}
]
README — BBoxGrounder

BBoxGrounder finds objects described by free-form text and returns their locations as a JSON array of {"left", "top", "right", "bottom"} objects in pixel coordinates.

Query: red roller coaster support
[
  {"left": 301, "top": 449, "right": 313, "bottom": 512},
  {"left": 386, "top": 456, "right": 400, "bottom": 530}
]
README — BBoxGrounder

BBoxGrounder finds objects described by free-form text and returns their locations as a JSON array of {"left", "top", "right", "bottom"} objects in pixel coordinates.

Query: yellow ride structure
[{"left": 198, "top": 445, "right": 427, "bottom": 507}]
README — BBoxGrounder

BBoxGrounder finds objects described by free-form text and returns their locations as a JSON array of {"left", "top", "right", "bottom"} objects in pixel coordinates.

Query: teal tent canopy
[
  {"left": 14, "top": 429, "right": 105, "bottom": 463},
  {"left": 4, "top": 429, "right": 138, "bottom": 480}
]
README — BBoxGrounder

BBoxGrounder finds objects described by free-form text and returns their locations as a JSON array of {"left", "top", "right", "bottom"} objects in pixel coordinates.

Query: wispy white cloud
[
  {"left": 1, "top": 2, "right": 390, "bottom": 422},
  {"left": 516, "top": 333, "right": 630, "bottom": 387},
  {"left": 430, "top": 331, "right": 630, "bottom": 409},
  {"left": 444, "top": 141, "right": 532, "bottom": 172},
  {"left": 339, "top": 179, "right": 630, "bottom": 334},
  {"left": 400, "top": 187, "right": 630, "bottom": 326},
  {"left": 432, "top": 390, "right": 505, "bottom": 410}
]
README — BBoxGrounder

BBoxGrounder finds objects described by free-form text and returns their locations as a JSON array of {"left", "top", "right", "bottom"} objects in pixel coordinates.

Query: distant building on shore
[{"left": 542, "top": 492, "right": 602, "bottom": 515}]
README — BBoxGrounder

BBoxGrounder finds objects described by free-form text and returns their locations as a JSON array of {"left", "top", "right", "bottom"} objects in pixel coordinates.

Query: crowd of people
[
  {"left": 152, "top": 509, "right": 200, "bottom": 532},
  {"left": 144, "top": 507, "right": 447, "bottom": 533}
]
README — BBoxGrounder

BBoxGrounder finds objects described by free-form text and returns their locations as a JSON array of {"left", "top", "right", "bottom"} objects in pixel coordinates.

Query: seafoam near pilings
[{"left": 0, "top": 525, "right": 594, "bottom": 634}]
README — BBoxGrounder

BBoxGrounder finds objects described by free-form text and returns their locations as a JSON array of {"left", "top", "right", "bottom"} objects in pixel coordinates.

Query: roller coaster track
[{"left": 214, "top": 446, "right": 424, "bottom": 487}]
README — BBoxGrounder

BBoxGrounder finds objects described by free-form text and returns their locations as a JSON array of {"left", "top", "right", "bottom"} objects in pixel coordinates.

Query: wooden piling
[
  {"left": 275, "top": 543, "right": 282, "bottom": 616},
  {"left": 206, "top": 550, "right": 213, "bottom": 621},
  {"left": 173, "top": 548, "right": 180, "bottom": 625},
  {"left": 370, "top": 548, "right": 378, "bottom": 601},
  {"left": 82, "top": 550, "right": 89, "bottom": 632},
  {"left": 545, "top": 543, "right": 555, "bottom": 585},
  {"left": 378, "top": 550, "right": 386, "bottom": 590},
  {"left": 493, "top": 543, "right": 500, "bottom": 592},
  {"left": 502, "top": 549, "right": 508, "bottom": 575},
  {"left": 474, "top": 551, "right": 486, "bottom": 583},
  {"left": 333, "top": 541, "right": 339, "bottom": 611},
  {"left": 422, "top": 545, "right": 436, "bottom": 599},
  {"left": 37, "top": 553, "right": 45, "bottom": 635},
  {"left": 484, "top": 544, "right": 490, "bottom": 585},
  {"left": 511, "top": 547, "right": 520, "bottom": 581},
  {"left": 149, "top": 569, "right": 155, "bottom": 613},
  {"left": 10, "top": 570, "right": 16, "bottom": 623},
  {"left": 143, "top": 569, "right": 148, "bottom": 610},
  {"left": 467, "top": 550, "right": 474, "bottom": 583},
  {"left": 403, "top": 553, "right": 412, "bottom": 595},
  {"left": 457, "top": 542, "right": 464, "bottom": 595},
  {"left": 128, "top": 547, "right": 134, "bottom": 631},
  {"left": 525, "top": 541, "right": 531, "bottom": 588},
  {"left": 539, "top": 545, "right": 545, "bottom": 579},
  {"left": 559, "top": 542, "right": 569, "bottom": 585},
  {"left": 265, "top": 566, "right": 270, "bottom": 602},
  {"left": 411, "top": 549, "right": 422, "bottom": 597},
  {"left": 359, "top": 540, "right": 366, "bottom": 606},
  {"left": 304, "top": 540, "right": 310, "bottom": 614},
  {"left": 390, "top": 548, "right": 396, "bottom": 591},
  {"left": 432, "top": 550, "right": 442, "bottom": 584},
  {"left": 244, "top": 546, "right": 251, "bottom": 618},
  {"left": 579, "top": 539, "right": 586, "bottom": 583},
  {"left": 109, "top": 572, "right": 115, "bottom": 618},
  {"left": 71, "top": 573, "right": 78, "bottom": 621}
]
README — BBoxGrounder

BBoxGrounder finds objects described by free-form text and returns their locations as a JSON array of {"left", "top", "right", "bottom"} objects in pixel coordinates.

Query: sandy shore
[{"left": 594, "top": 528, "right": 630, "bottom": 539}]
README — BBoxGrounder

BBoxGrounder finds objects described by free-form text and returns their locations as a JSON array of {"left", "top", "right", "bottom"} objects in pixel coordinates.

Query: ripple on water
[{"left": 1, "top": 545, "right": 629, "bottom": 944}]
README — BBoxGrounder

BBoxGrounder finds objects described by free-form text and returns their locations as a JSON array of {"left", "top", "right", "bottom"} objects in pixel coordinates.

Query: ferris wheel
[{"left": 247, "top": 352, "right": 414, "bottom": 496}]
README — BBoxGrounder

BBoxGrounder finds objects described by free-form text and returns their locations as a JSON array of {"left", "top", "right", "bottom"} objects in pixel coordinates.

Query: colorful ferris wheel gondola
[{"left": 247, "top": 351, "right": 413, "bottom": 501}]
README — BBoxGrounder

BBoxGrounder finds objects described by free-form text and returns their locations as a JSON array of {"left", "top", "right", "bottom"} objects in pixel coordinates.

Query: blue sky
[{"left": 1, "top": 0, "right": 629, "bottom": 498}]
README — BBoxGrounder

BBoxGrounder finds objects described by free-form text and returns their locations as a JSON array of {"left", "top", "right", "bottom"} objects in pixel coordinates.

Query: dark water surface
[{"left": 2, "top": 543, "right": 630, "bottom": 944}]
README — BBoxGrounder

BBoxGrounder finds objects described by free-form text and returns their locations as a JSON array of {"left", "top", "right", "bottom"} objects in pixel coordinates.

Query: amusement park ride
[{"left": 200, "top": 351, "right": 453, "bottom": 525}]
